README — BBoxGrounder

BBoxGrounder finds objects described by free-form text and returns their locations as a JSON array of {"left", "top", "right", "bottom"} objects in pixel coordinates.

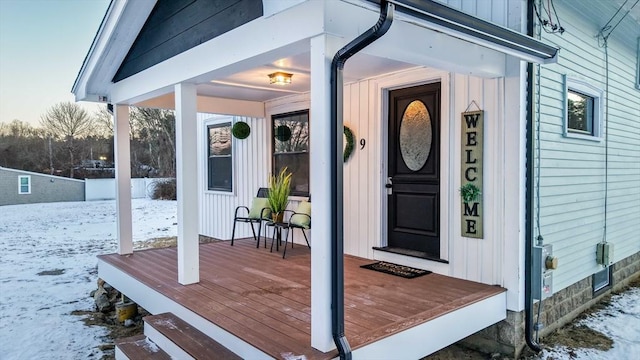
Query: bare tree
[
  {"left": 94, "top": 106, "right": 114, "bottom": 139},
  {"left": 131, "top": 107, "right": 176, "bottom": 177},
  {"left": 40, "top": 102, "right": 95, "bottom": 177}
]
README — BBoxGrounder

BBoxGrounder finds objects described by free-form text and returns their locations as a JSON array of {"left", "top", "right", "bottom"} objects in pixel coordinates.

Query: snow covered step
[
  {"left": 115, "top": 334, "right": 170, "bottom": 360},
  {"left": 144, "top": 313, "right": 241, "bottom": 360}
]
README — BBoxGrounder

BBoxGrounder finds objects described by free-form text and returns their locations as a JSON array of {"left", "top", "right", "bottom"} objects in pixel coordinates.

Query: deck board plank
[{"left": 99, "top": 238, "right": 505, "bottom": 360}]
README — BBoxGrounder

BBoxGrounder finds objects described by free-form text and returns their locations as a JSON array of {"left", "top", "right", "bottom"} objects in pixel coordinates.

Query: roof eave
[
  {"left": 367, "top": 0, "right": 559, "bottom": 63},
  {"left": 72, "top": 0, "right": 156, "bottom": 103}
]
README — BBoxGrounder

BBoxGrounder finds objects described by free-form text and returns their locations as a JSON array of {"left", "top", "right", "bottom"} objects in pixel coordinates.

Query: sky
[{"left": 0, "top": 0, "right": 110, "bottom": 126}]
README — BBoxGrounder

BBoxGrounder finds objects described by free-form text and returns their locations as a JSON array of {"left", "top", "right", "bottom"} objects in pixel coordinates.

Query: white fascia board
[
  {"left": 72, "top": 0, "right": 125, "bottom": 102},
  {"left": 363, "top": 17, "right": 507, "bottom": 78},
  {"left": 73, "top": 0, "right": 156, "bottom": 103},
  {"left": 110, "top": 0, "right": 326, "bottom": 105}
]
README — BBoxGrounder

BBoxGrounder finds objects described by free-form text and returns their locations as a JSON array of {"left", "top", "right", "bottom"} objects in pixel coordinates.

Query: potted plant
[{"left": 267, "top": 167, "right": 292, "bottom": 223}]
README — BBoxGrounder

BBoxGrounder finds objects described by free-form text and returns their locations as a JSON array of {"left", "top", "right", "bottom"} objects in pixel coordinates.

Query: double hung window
[
  {"left": 272, "top": 110, "right": 309, "bottom": 196},
  {"left": 18, "top": 175, "right": 30, "bottom": 194},
  {"left": 207, "top": 122, "right": 232, "bottom": 192}
]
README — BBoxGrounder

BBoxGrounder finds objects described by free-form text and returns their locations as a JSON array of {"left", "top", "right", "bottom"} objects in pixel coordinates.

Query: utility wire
[{"left": 598, "top": 0, "right": 638, "bottom": 42}]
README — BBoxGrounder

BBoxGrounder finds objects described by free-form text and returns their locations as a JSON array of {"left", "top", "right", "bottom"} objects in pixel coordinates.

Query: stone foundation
[{"left": 461, "top": 251, "right": 640, "bottom": 358}]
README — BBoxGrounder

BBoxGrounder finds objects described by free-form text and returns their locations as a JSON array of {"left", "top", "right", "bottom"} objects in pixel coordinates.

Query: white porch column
[
  {"left": 175, "top": 83, "right": 200, "bottom": 285},
  {"left": 310, "top": 34, "right": 343, "bottom": 352},
  {"left": 114, "top": 104, "right": 133, "bottom": 255}
]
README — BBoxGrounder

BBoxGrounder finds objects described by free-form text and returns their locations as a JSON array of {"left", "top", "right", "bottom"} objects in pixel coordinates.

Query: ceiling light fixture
[{"left": 268, "top": 71, "right": 293, "bottom": 85}]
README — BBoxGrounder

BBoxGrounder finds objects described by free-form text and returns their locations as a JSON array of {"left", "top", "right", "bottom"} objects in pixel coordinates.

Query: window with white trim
[
  {"left": 564, "top": 76, "right": 603, "bottom": 140},
  {"left": 272, "top": 110, "right": 309, "bottom": 196},
  {"left": 18, "top": 175, "right": 31, "bottom": 194},
  {"left": 207, "top": 122, "right": 232, "bottom": 192}
]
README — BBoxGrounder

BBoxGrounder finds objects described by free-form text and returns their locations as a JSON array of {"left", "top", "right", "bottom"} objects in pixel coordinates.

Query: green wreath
[
  {"left": 231, "top": 121, "right": 250, "bottom": 139},
  {"left": 343, "top": 125, "right": 355, "bottom": 162}
]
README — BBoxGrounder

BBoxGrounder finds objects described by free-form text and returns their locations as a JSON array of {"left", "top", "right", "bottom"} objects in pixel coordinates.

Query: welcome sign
[{"left": 461, "top": 110, "right": 483, "bottom": 238}]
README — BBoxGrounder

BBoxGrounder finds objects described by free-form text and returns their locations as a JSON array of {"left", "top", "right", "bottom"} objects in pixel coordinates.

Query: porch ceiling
[
  {"left": 198, "top": 52, "right": 414, "bottom": 102},
  {"left": 134, "top": 51, "right": 416, "bottom": 109}
]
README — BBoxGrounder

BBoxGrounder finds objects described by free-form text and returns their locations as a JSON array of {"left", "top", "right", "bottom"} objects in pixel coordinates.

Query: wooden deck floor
[{"left": 99, "top": 239, "right": 504, "bottom": 359}]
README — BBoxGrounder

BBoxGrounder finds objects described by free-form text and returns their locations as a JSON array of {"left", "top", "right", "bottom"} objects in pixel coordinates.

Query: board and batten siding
[
  {"left": 535, "top": 3, "right": 640, "bottom": 292},
  {"left": 342, "top": 67, "right": 517, "bottom": 288},
  {"left": 197, "top": 105, "right": 308, "bottom": 241},
  {"left": 197, "top": 114, "right": 270, "bottom": 240},
  {"left": 194, "top": 66, "right": 522, "bottom": 295}
]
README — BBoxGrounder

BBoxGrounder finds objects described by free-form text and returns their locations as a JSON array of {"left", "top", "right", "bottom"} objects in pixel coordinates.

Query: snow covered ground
[
  {"left": 0, "top": 199, "right": 177, "bottom": 359},
  {"left": 537, "top": 286, "right": 640, "bottom": 360},
  {"left": 0, "top": 199, "right": 637, "bottom": 359}
]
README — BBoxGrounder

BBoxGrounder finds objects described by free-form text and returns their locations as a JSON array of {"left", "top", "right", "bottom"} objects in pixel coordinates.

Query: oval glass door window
[{"left": 399, "top": 100, "right": 432, "bottom": 171}]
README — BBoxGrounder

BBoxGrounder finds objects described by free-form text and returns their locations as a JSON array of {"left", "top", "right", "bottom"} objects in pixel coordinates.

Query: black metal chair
[
  {"left": 231, "top": 188, "right": 271, "bottom": 247},
  {"left": 282, "top": 200, "right": 311, "bottom": 258}
]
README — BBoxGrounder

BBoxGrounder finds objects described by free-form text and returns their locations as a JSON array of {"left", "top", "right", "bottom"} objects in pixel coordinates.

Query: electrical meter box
[
  {"left": 533, "top": 244, "right": 554, "bottom": 300},
  {"left": 596, "top": 242, "right": 613, "bottom": 266}
]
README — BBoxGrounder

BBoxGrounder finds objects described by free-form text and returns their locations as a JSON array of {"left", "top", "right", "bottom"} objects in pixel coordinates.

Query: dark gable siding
[{"left": 113, "top": 0, "right": 263, "bottom": 82}]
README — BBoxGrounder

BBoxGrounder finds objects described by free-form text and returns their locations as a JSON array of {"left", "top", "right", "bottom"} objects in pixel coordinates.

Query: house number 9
[{"left": 360, "top": 139, "right": 366, "bottom": 149}]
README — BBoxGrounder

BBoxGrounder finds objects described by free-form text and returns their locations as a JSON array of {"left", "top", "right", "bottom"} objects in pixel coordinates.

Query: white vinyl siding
[{"left": 535, "top": 2, "right": 640, "bottom": 292}]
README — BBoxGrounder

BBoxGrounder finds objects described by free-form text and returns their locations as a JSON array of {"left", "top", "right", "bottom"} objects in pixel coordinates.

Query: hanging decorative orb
[
  {"left": 274, "top": 125, "right": 292, "bottom": 142},
  {"left": 231, "top": 121, "right": 251, "bottom": 139}
]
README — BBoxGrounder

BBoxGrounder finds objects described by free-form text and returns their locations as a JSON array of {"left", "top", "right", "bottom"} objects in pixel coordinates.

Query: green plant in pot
[{"left": 267, "top": 167, "right": 292, "bottom": 223}]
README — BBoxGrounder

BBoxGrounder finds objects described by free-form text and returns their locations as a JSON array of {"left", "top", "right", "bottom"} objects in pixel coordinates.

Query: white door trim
[{"left": 371, "top": 67, "right": 452, "bottom": 265}]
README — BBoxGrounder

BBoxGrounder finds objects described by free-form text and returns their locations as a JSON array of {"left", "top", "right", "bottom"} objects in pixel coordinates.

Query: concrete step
[
  {"left": 144, "top": 312, "right": 241, "bottom": 360},
  {"left": 115, "top": 334, "right": 171, "bottom": 360}
]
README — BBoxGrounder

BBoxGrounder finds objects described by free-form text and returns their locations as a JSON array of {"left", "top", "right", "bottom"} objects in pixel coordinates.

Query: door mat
[{"left": 360, "top": 261, "right": 431, "bottom": 279}]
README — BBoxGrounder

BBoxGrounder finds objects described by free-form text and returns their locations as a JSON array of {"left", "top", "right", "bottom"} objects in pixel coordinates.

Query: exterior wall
[
  {"left": 435, "top": 0, "right": 523, "bottom": 30},
  {"left": 194, "top": 65, "right": 525, "bottom": 307},
  {"left": 198, "top": 114, "right": 271, "bottom": 240},
  {"left": 0, "top": 167, "right": 85, "bottom": 206},
  {"left": 462, "top": 252, "right": 640, "bottom": 358},
  {"left": 342, "top": 67, "right": 521, "bottom": 292},
  {"left": 534, "top": 2, "right": 640, "bottom": 293},
  {"left": 197, "top": 99, "right": 311, "bottom": 242}
]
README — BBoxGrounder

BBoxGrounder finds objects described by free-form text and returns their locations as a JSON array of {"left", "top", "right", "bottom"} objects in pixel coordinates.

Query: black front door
[{"left": 387, "top": 82, "right": 441, "bottom": 258}]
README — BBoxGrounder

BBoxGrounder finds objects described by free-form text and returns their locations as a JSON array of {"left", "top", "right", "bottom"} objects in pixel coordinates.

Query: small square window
[
  {"left": 567, "top": 90, "right": 594, "bottom": 134},
  {"left": 564, "top": 76, "right": 603, "bottom": 141},
  {"left": 18, "top": 175, "right": 31, "bottom": 194},
  {"left": 593, "top": 266, "right": 611, "bottom": 296}
]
